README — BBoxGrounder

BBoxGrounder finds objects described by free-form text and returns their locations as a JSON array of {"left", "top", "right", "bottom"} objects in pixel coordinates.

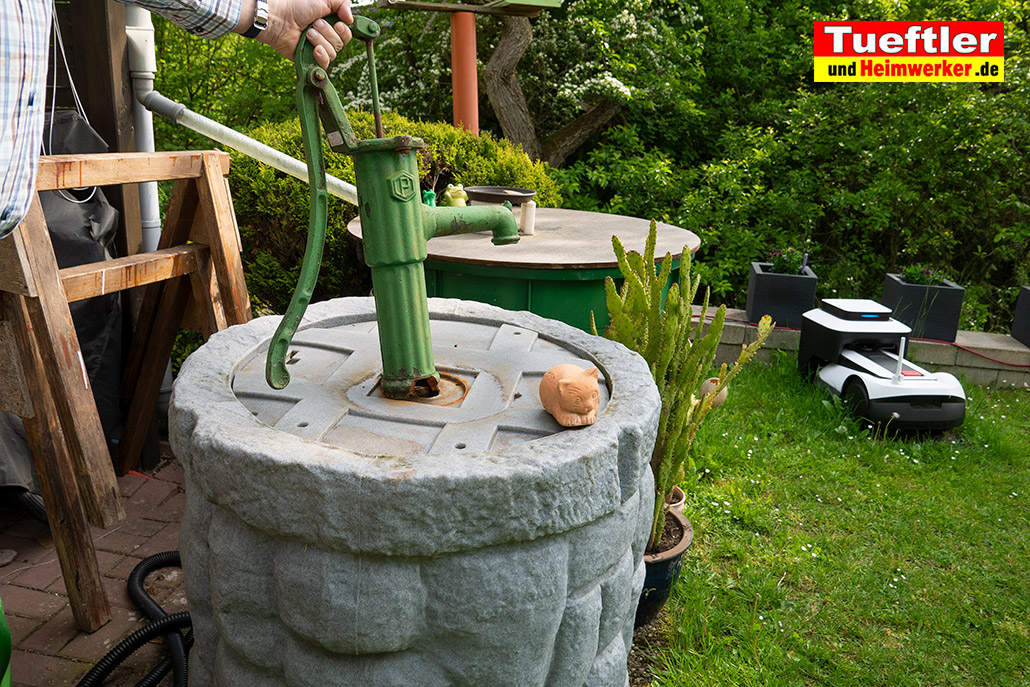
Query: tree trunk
[
  {"left": 540, "top": 98, "right": 621, "bottom": 168},
  {"left": 483, "top": 16, "right": 623, "bottom": 168},
  {"left": 482, "top": 16, "right": 540, "bottom": 160}
]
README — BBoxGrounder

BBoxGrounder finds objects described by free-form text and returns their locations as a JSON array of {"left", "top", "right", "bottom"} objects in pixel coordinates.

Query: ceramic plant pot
[
  {"left": 664, "top": 485, "right": 686, "bottom": 512},
  {"left": 635, "top": 508, "right": 694, "bottom": 627},
  {"left": 881, "top": 273, "right": 964, "bottom": 342},
  {"left": 1012, "top": 286, "right": 1030, "bottom": 348},
  {"left": 698, "top": 377, "right": 728, "bottom": 408},
  {"left": 745, "top": 262, "right": 818, "bottom": 329}
]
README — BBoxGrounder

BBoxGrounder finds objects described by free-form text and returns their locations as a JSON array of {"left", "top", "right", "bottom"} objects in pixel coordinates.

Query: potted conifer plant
[
  {"left": 882, "top": 264, "right": 964, "bottom": 342},
  {"left": 745, "top": 247, "right": 818, "bottom": 328},
  {"left": 593, "top": 223, "right": 771, "bottom": 627}
]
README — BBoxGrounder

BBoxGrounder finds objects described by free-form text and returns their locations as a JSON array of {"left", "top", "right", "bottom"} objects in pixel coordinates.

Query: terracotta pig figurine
[{"left": 539, "top": 364, "right": 600, "bottom": 427}]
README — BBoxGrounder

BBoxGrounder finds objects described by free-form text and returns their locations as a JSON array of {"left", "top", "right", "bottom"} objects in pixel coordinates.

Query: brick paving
[{"left": 1, "top": 458, "right": 187, "bottom": 686}]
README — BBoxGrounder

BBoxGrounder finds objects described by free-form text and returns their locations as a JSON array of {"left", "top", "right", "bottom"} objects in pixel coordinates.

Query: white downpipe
[
  {"left": 125, "top": 6, "right": 162, "bottom": 252},
  {"left": 125, "top": 6, "right": 174, "bottom": 418},
  {"left": 135, "top": 93, "right": 360, "bottom": 206}
]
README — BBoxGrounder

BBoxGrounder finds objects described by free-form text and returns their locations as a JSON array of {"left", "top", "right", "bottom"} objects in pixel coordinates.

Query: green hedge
[
  {"left": 229, "top": 111, "right": 560, "bottom": 313},
  {"left": 555, "top": 0, "right": 1030, "bottom": 334}
]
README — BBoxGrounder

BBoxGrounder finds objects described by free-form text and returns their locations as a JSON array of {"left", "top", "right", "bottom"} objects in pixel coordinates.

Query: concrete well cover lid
[{"left": 231, "top": 315, "right": 610, "bottom": 456}]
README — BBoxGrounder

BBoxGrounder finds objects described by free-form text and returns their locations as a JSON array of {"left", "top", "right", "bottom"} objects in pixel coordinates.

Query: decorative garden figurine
[
  {"left": 698, "top": 377, "right": 728, "bottom": 408},
  {"left": 539, "top": 364, "right": 600, "bottom": 427},
  {"left": 422, "top": 189, "right": 437, "bottom": 206},
  {"left": 440, "top": 184, "right": 469, "bottom": 207}
]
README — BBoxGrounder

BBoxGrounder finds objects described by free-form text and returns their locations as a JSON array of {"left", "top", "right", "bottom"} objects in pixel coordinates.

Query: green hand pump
[{"left": 264, "top": 15, "right": 519, "bottom": 399}]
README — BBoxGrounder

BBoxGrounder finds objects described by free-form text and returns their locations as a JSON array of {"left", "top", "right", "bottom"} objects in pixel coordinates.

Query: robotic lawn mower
[{"left": 798, "top": 298, "right": 965, "bottom": 430}]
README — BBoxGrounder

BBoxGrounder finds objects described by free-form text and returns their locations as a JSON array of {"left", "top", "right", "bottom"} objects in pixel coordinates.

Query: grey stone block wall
[{"left": 171, "top": 298, "right": 660, "bottom": 687}]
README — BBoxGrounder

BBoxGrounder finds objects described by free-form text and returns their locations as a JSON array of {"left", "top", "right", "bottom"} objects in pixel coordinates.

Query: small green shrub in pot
[
  {"left": 898, "top": 264, "right": 946, "bottom": 286},
  {"left": 766, "top": 247, "right": 806, "bottom": 275},
  {"left": 593, "top": 222, "right": 772, "bottom": 551}
]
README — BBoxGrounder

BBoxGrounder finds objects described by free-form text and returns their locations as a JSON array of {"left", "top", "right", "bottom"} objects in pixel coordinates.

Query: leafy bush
[
  {"left": 229, "top": 110, "right": 560, "bottom": 312},
  {"left": 153, "top": 17, "right": 296, "bottom": 151},
  {"left": 555, "top": 0, "right": 1030, "bottom": 333},
  {"left": 552, "top": 125, "right": 692, "bottom": 221}
]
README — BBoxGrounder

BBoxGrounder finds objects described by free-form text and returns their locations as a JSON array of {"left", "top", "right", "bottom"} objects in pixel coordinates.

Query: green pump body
[{"left": 264, "top": 16, "right": 518, "bottom": 398}]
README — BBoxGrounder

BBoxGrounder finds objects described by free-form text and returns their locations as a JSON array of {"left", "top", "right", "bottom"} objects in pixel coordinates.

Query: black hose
[
  {"left": 134, "top": 629, "right": 194, "bottom": 687},
  {"left": 78, "top": 551, "right": 193, "bottom": 687},
  {"left": 126, "top": 551, "right": 189, "bottom": 687},
  {"left": 75, "top": 613, "right": 191, "bottom": 687}
]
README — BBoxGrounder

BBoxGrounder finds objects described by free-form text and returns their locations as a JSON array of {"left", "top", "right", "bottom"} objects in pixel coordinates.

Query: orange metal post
[{"left": 450, "top": 11, "right": 479, "bottom": 135}]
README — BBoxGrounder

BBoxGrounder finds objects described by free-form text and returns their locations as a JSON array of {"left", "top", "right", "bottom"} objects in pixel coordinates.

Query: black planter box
[
  {"left": 1013, "top": 286, "right": 1030, "bottom": 347},
  {"left": 881, "top": 273, "right": 964, "bottom": 342},
  {"left": 745, "top": 262, "right": 818, "bottom": 329}
]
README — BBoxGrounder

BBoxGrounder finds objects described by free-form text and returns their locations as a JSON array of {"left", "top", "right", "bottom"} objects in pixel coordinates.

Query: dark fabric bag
[{"left": 0, "top": 111, "right": 122, "bottom": 496}]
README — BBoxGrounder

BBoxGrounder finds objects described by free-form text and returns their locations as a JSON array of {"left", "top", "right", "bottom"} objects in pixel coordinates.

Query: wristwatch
[{"left": 242, "top": 0, "right": 268, "bottom": 38}]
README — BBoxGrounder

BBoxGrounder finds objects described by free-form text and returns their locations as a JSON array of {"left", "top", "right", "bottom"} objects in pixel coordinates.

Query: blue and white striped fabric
[
  {"left": 0, "top": 0, "right": 242, "bottom": 239},
  {"left": 0, "top": 0, "right": 51, "bottom": 239}
]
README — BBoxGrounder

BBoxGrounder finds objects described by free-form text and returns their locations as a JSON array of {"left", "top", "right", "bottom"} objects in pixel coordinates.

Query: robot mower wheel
[{"left": 842, "top": 378, "right": 870, "bottom": 419}]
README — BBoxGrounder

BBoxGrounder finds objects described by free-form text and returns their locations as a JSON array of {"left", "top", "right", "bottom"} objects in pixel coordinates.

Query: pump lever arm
[{"left": 264, "top": 14, "right": 381, "bottom": 390}]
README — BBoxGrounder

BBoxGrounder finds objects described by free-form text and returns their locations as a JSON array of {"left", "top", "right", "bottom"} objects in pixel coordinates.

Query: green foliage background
[
  {"left": 153, "top": 20, "right": 557, "bottom": 312},
  {"left": 557, "top": 0, "right": 1030, "bottom": 332},
  {"left": 154, "top": 0, "right": 1030, "bottom": 331},
  {"left": 229, "top": 111, "right": 559, "bottom": 312}
]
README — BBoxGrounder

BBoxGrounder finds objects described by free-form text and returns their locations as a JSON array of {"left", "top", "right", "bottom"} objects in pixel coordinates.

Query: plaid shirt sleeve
[
  {"left": 0, "top": 0, "right": 51, "bottom": 239},
  {"left": 0, "top": 0, "right": 244, "bottom": 239},
  {"left": 116, "top": 0, "right": 244, "bottom": 39}
]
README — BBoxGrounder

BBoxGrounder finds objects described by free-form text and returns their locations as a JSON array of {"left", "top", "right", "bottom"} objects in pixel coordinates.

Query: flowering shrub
[
  {"left": 766, "top": 247, "right": 806, "bottom": 275},
  {"left": 898, "top": 264, "right": 946, "bottom": 286}
]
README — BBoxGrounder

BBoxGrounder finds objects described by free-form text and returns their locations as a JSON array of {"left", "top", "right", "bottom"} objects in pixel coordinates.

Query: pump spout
[{"left": 423, "top": 203, "right": 520, "bottom": 245}]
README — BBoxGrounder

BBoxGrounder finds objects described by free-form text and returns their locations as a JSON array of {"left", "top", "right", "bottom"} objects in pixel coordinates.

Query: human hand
[{"left": 241, "top": 0, "right": 354, "bottom": 69}]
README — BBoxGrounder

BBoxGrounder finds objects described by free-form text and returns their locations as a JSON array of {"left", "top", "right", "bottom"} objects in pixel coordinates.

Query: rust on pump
[{"left": 264, "top": 15, "right": 519, "bottom": 399}]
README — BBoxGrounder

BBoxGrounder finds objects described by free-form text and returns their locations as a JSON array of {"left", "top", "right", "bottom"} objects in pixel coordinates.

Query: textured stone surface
[{"left": 172, "top": 297, "right": 660, "bottom": 687}]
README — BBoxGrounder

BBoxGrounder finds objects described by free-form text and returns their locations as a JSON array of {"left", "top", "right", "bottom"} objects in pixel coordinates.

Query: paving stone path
[{"left": 1, "top": 456, "right": 186, "bottom": 686}]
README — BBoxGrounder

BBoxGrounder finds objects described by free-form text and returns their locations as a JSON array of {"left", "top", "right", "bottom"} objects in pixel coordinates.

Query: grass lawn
[{"left": 645, "top": 351, "right": 1030, "bottom": 686}]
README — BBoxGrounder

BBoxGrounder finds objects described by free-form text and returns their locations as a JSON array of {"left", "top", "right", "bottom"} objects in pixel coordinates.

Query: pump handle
[{"left": 264, "top": 14, "right": 381, "bottom": 390}]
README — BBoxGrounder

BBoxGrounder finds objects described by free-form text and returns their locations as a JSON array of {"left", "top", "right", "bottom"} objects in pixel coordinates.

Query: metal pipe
[
  {"left": 125, "top": 6, "right": 162, "bottom": 252},
  {"left": 135, "top": 90, "right": 360, "bottom": 206},
  {"left": 450, "top": 11, "right": 479, "bottom": 135},
  {"left": 126, "top": 6, "right": 175, "bottom": 417}
]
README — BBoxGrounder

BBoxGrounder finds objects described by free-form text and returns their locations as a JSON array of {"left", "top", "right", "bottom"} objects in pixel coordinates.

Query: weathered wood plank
[
  {"left": 59, "top": 244, "right": 205, "bottom": 302},
  {"left": 15, "top": 197, "right": 124, "bottom": 529},
  {"left": 0, "top": 229, "right": 38, "bottom": 296},
  {"left": 0, "top": 319, "right": 33, "bottom": 416},
  {"left": 117, "top": 275, "right": 192, "bottom": 475},
  {"left": 194, "top": 153, "right": 251, "bottom": 325},
  {"left": 121, "top": 178, "right": 198, "bottom": 400},
  {"left": 6, "top": 292, "right": 112, "bottom": 633},
  {"left": 36, "top": 151, "right": 231, "bottom": 191},
  {"left": 186, "top": 250, "right": 229, "bottom": 339}
]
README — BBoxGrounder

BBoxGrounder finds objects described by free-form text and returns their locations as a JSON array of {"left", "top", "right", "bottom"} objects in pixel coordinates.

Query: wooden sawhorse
[{"left": 0, "top": 151, "right": 250, "bottom": 631}]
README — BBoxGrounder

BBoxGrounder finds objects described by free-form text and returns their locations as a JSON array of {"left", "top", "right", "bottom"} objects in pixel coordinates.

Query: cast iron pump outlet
[{"left": 264, "top": 15, "right": 519, "bottom": 399}]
